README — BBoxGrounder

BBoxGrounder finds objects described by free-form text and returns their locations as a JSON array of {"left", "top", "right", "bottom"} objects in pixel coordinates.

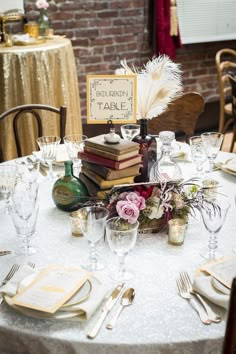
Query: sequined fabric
[
  {"left": 0, "top": 38, "right": 82, "bottom": 161},
  {"left": 0, "top": 152, "right": 235, "bottom": 353}
]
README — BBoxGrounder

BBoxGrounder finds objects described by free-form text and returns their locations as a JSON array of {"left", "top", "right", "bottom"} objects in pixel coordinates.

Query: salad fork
[
  {"left": 180, "top": 272, "right": 221, "bottom": 323},
  {"left": 176, "top": 278, "right": 211, "bottom": 325}
]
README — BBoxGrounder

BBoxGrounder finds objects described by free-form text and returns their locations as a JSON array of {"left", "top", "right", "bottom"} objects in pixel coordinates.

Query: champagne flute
[
  {"left": 77, "top": 206, "right": 109, "bottom": 271},
  {"left": 36, "top": 136, "right": 61, "bottom": 180},
  {"left": 201, "top": 132, "right": 224, "bottom": 177},
  {"left": 121, "top": 124, "right": 140, "bottom": 141},
  {"left": 189, "top": 136, "right": 207, "bottom": 177},
  {"left": 106, "top": 217, "right": 139, "bottom": 281},
  {"left": 11, "top": 182, "right": 39, "bottom": 255},
  {"left": 63, "top": 134, "right": 87, "bottom": 176},
  {"left": 0, "top": 164, "right": 17, "bottom": 214},
  {"left": 200, "top": 195, "right": 230, "bottom": 260}
]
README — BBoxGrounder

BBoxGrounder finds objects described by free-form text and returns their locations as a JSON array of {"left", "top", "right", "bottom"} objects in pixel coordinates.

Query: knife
[
  {"left": 0, "top": 251, "right": 11, "bottom": 256},
  {"left": 87, "top": 283, "right": 124, "bottom": 339}
]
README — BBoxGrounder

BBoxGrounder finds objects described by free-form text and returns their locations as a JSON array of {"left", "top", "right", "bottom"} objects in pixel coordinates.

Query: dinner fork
[
  {"left": 0, "top": 264, "right": 20, "bottom": 287},
  {"left": 180, "top": 272, "right": 221, "bottom": 323},
  {"left": 176, "top": 278, "right": 211, "bottom": 325}
]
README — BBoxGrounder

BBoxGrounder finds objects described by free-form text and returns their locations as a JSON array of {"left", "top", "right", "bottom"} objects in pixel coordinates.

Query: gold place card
[
  {"left": 12, "top": 265, "right": 91, "bottom": 313},
  {"left": 86, "top": 74, "right": 137, "bottom": 124},
  {"left": 202, "top": 256, "right": 236, "bottom": 289}
]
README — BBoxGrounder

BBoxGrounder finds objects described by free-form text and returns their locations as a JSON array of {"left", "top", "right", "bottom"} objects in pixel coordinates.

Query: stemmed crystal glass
[
  {"left": 77, "top": 206, "right": 109, "bottom": 271},
  {"left": 189, "top": 136, "right": 207, "bottom": 177},
  {"left": 106, "top": 217, "right": 139, "bottom": 281},
  {"left": 200, "top": 195, "right": 230, "bottom": 260},
  {"left": 36, "top": 136, "right": 61, "bottom": 180},
  {"left": 63, "top": 134, "right": 87, "bottom": 176},
  {"left": 11, "top": 182, "right": 39, "bottom": 255},
  {"left": 121, "top": 124, "right": 140, "bottom": 141},
  {"left": 0, "top": 164, "right": 17, "bottom": 214},
  {"left": 15, "top": 157, "right": 39, "bottom": 184},
  {"left": 201, "top": 132, "right": 224, "bottom": 177}
]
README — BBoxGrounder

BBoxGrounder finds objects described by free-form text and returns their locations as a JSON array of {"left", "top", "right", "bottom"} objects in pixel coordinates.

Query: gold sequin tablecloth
[{"left": 0, "top": 37, "right": 82, "bottom": 161}]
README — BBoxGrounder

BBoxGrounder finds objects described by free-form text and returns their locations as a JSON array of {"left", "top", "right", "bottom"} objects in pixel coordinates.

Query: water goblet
[
  {"left": 189, "top": 136, "right": 207, "bottom": 177},
  {"left": 63, "top": 134, "right": 87, "bottom": 176},
  {"left": 201, "top": 132, "right": 224, "bottom": 177},
  {"left": 76, "top": 206, "right": 109, "bottom": 271},
  {"left": 200, "top": 195, "right": 230, "bottom": 260},
  {"left": 11, "top": 181, "right": 39, "bottom": 256},
  {"left": 36, "top": 136, "right": 61, "bottom": 180},
  {"left": 106, "top": 217, "right": 139, "bottom": 281},
  {"left": 121, "top": 124, "right": 140, "bottom": 141},
  {"left": 0, "top": 164, "right": 17, "bottom": 214}
]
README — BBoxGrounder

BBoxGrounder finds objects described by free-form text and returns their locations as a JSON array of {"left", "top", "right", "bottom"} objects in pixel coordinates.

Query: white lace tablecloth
[{"left": 0, "top": 151, "right": 235, "bottom": 354}]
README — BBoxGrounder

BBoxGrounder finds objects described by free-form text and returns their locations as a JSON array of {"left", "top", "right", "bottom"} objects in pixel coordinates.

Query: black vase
[{"left": 133, "top": 119, "right": 157, "bottom": 182}]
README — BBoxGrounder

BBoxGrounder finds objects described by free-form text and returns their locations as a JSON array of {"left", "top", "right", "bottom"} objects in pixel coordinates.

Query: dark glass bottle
[
  {"left": 133, "top": 119, "right": 157, "bottom": 182},
  {"left": 52, "top": 161, "right": 88, "bottom": 212}
]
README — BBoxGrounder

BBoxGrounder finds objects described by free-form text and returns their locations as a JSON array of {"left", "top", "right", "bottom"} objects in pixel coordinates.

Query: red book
[{"left": 78, "top": 151, "right": 142, "bottom": 171}]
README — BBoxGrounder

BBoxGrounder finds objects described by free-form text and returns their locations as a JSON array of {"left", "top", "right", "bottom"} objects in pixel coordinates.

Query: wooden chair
[
  {"left": 222, "top": 277, "right": 236, "bottom": 354},
  {"left": 0, "top": 104, "right": 66, "bottom": 159},
  {"left": 215, "top": 49, "right": 236, "bottom": 136},
  {"left": 148, "top": 92, "right": 205, "bottom": 142}
]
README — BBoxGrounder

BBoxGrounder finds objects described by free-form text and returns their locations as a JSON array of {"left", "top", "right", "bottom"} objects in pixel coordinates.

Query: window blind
[{"left": 176, "top": 0, "right": 236, "bottom": 44}]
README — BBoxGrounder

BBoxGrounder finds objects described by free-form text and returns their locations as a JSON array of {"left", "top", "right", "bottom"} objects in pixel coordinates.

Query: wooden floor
[{"left": 222, "top": 132, "right": 236, "bottom": 153}]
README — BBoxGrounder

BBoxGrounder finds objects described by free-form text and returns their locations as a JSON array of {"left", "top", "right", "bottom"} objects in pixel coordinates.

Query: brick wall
[{"left": 24, "top": 0, "right": 236, "bottom": 124}]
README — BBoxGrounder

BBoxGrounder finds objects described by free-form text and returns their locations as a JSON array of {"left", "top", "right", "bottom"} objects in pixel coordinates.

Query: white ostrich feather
[{"left": 116, "top": 56, "right": 182, "bottom": 120}]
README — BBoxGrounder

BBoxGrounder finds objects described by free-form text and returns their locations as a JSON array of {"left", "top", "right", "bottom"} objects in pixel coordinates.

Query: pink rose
[
  {"left": 36, "top": 0, "right": 49, "bottom": 9},
  {"left": 116, "top": 200, "right": 139, "bottom": 224},
  {"left": 126, "top": 192, "right": 146, "bottom": 210}
]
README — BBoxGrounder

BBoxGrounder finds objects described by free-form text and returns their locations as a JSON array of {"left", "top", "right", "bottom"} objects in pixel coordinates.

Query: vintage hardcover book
[
  {"left": 82, "top": 166, "right": 136, "bottom": 190},
  {"left": 82, "top": 161, "right": 141, "bottom": 181},
  {"left": 78, "top": 151, "right": 142, "bottom": 170},
  {"left": 84, "top": 146, "right": 139, "bottom": 161},
  {"left": 79, "top": 173, "right": 100, "bottom": 197},
  {"left": 84, "top": 134, "right": 139, "bottom": 155}
]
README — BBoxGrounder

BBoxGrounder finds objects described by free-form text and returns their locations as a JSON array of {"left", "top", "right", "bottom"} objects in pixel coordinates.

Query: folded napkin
[
  {"left": 1, "top": 265, "right": 110, "bottom": 320},
  {"left": 0, "top": 265, "right": 35, "bottom": 297},
  {"left": 214, "top": 161, "right": 236, "bottom": 175},
  {"left": 193, "top": 275, "right": 229, "bottom": 309}
]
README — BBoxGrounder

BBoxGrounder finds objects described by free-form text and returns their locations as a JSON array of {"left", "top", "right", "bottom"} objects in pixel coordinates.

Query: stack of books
[{"left": 78, "top": 134, "right": 142, "bottom": 198}]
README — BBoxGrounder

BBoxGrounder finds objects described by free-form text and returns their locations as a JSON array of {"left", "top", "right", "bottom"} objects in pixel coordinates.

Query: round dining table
[
  {"left": 0, "top": 37, "right": 82, "bottom": 161},
  {"left": 0, "top": 150, "right": 235, "bottom": 354}
]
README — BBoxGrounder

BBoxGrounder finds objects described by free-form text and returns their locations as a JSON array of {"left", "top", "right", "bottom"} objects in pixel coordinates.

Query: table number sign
[{"left": 86, "top": 75, "right": 137, "bottom": 124}]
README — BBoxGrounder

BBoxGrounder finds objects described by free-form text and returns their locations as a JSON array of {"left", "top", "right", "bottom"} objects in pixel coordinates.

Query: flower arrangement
[
  {"left": 107, "top": 179, "right": 205, "bottom": 232},
  {"left": 36, "top": 0, "right": 49, "bottom": 9},
  {"left": 116, "top": 56, "right": 182, "bottom": 120}
]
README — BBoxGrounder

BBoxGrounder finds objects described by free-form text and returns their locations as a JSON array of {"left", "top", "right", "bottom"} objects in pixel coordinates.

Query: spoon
[{"left": 106, "top": 288, "right": 135, "bottom": 330}]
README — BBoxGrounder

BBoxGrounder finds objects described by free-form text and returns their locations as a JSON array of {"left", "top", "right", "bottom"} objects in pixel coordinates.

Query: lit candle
[
  {"left": 168, "top": 218, "right": 187, "bottom": 245},
  {"left": 202, "top": 179, "right": 219, "bottom": 201},
  {"left": 70, "top": 211, "right": 83, "bottom": 237}
]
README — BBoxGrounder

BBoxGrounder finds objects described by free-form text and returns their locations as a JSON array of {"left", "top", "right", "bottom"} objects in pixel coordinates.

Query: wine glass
[
  {"left": 63, "top": 134, "right": 87, "bottom": 176},
  {"left": 106, "top": 217, "right": 139, "bottom": 281},
  {"left": 11, "top": 182, "right": 39, "bottom": 255},
  {"left": 189, "top": 136, "right": 207, "bottom": 177},
  {"left": 15, "top": 157, "right": 39, "bottom": 184},
  {"left": 76, "top": 206, "right": 109, "bottom": 271},
  {"left": 121, "top": 124, "right": 140, "bottom": 141},
  {"left": 200, "top": 195, "right": 230, "bottom": 260},
  {"left": 36, "top": 136, "right": 61, "bottom": 180},
  {"left": 201, "top": 132, "right": 224, "bottom": 177},
  {"left": 0, "top": 164, "right": 17, "bottom": 214}
]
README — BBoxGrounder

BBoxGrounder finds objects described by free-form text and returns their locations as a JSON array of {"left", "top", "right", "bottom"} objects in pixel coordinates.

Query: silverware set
[
  {"left": 87, "top": 284, "right": 135, "bottom": 338},
  {"left": 177, "top": 271, "right": 221, "bottom": 325}
]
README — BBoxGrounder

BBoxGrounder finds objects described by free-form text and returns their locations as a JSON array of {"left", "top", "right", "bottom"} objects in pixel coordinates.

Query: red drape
[{"left": 154, "top": 0, "right": 182, "bottom": 60}]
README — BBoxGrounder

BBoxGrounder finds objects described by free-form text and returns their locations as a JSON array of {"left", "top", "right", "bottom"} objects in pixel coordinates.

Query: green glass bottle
[{"left": 52, "top": 161, "right": 88, "bottom": 212}]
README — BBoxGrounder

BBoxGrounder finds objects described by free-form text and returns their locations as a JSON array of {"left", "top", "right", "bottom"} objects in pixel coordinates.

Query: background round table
[{"left": 0, "top": 37, "right": 82, "bottom": 160}]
